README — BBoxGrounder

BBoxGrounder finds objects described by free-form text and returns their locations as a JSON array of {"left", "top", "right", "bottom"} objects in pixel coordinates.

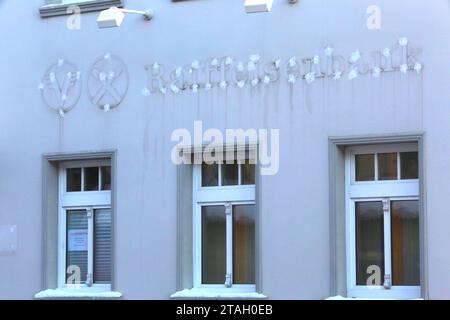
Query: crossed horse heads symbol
[
  {"left": 39, "top": 55, "right": 129, "bottom": 116},
  {"left": 88, "top": 54, "right": 129, "bottom": 112}
]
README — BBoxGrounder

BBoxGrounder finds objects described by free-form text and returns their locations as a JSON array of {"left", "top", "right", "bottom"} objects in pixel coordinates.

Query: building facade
[{"left": 0, "top": 0, "right": 449, "bottom": 299}]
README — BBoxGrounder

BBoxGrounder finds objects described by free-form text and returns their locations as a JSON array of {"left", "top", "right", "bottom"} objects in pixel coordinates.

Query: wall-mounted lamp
[{"left": 97, "top": 6, "right": 153, "bottom": 28}]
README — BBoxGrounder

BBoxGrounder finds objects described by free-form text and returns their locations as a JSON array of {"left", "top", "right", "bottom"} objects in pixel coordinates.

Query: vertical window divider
[
  {"left": 238, "top": 160, "right": 242, "bottom": 186},
  {"left": 374, "top": 153, "right": 379, "bottom": 181},
  {"left": 218, "top": 163, "right": 222, "bottom": 187},
  {"left": 225, "top": 202, "right": 233, "bottom": 287},
  {"left": 382, "top": 198, "right": 392, "bottom": 289},
  {"left": 87, "top": 207, "right": 94, "bottom": 287},
  {"left": 98, "top": 166, "right": 102, "bottom": 191},
  {"left": 397, "top": 153, "right": 401, "bottom": 180},
  {"left": 81, "top": 167, "right": 85, "bottom": 192}
]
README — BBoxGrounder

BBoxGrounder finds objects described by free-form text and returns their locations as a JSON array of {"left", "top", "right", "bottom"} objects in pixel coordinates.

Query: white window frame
[
  {"left": 58, "top": 160, "right": 111, "bottom": 292},
  {"left": 345, "top": 143, "right": 420, "bottom": 299},
  {"left": 192, "top": 162, "right": 256, "bottom": 293}
]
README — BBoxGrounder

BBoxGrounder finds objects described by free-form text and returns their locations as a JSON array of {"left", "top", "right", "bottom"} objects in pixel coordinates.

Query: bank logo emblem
[
  {"left": 88, "top": 53, "right": 129, "bottom": 112},
  {"left": 39, "top": 59, "right": 82, "bottom": 117}
]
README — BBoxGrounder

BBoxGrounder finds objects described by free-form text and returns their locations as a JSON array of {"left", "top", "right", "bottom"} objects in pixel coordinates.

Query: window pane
[
  {"left": 391, "top": 201, "right": 420, "bottom": 286},
  {"left": 202, "top": 163, "right": 218, "bottom": 187},
  {"left": 241, "top": 161, "right": 255, "bottom": 185},
  {"left": 355, "top": 154, "right": 375, "bottom": 181},
  {"left": 94, "top": 209, "right": 112, "bottom": 284},
  {"left": 66, "top": 210, "right": 88, "bottom": 284},
  {"left": 66, "top": 168, "right": 81, "bottom": 192},
  {"left": 400, "top": 152, "right": 418, "bottom": 180},
  {"left": 101, "top": 166, "right": 112, "bottom": 190},
  {"left": 202, "top": 206, "right": 226, "bottom": 284},
  {"left": 84, "top": 167, "right": 99, "bottom": 191},
  {"left": 355, "top": 202, "right": 384, "bottom": 286},
  {"left": 378, "top": 153, "right": 398, "bottom": 180},
  {"left": 233, "top": 205, "right": 255, "bottom": 284},
  {"left": 221, "top": 163, "right": 239, "bottom": 186}
]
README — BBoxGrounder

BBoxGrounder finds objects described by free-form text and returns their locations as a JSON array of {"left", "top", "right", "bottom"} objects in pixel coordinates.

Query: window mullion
[
  {"left": 225, "top": 203, "right": 233, "bottom": 287},
  {"left": 81, "top": 167, "right": 85, "bottom": 192},
  {"left": 382, "top": 199, "right": 392, "bottom": 289},
  {"left": 98, "top": 166, "right": 102, "bottom": 191},
  {"left": 374, "top": 153, "right": 379, "bottom": 181},
  {"left": 87, "top": 207, "right": 94, "bottom": 286},
  {"left": 238, "top": 161, "right": 242, "bottom": 185}
]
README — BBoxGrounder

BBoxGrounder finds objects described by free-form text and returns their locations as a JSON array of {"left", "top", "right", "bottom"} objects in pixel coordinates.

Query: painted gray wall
[{"left": 0, "top": 0, "right": 449, "bottom": 299}]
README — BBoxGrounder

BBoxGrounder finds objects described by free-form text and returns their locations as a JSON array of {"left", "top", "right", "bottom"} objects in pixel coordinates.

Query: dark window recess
[
  {"left": 400, "top": 152, "right": 419, "bottom": 180},
  {"left": 355, "top": 154, "right": 375, "bottom": 181},
  {"left": 241, "top": 161, "right": 256, "bottom": 185},
  {"left": 101, "top": 166, "right": 112, "bottom": 190},
  {"left": 66, "top": 168, "right": 82, "bottom": 192},
  {"left": 202, "top": 163, "right": 219, "bottom": 187},
  {"left": 84, "top": 167, "right": 99, "bottom": 191},
  {"left": 378, "top": 153, "right": 398, "bottom": 180},
  {"left": 221, "top": 163, "right": 239, "bottom": 186}
]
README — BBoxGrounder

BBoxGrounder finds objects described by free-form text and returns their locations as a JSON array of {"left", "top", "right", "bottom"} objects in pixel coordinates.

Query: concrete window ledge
[
  {"left": 170, "top": 289, "right": 267, "bottom": 300},
  {"left": 39, "top": 0, "right": 123, "bottom": 18},
  {"left": 34, "top": 289, "right": 122, "bottom": 300}
]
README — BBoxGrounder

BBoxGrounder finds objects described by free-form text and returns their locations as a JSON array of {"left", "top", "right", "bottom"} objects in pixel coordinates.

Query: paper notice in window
[{"left": 68, "top": 229, "right": 88, "bottom": 251}]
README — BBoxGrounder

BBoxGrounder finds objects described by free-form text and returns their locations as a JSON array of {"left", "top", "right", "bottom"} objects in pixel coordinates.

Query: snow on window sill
[
  {"left": 171, "top": 289, "right": 267, "bottom": 300},
  {"left": 34, "top": 289, "right": 122, "bottom": 300},
  {"left": 325, "top": 295, "right": 424, "bottom": 300}
]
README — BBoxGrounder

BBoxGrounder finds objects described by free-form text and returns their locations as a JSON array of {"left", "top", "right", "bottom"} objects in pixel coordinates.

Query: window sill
[
  {"left": 39, "top": 0, "right": 123, "bottom": 18},
  {"left": 325, "top": 296, "right": 424, "bottom": 300},
  {"left": 170, "top": 289, "right": 267, "bottom": 300},
  {"left": 34, "top": 289, "right": 122, "bottom": 300}
]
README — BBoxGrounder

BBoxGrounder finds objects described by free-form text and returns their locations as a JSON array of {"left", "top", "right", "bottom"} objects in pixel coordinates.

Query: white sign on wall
[{"left": 68, "top": 229, "right": 88, "bottom": 252}]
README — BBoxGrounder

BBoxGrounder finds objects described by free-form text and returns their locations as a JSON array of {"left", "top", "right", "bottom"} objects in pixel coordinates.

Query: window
[
  {"left": 193, "top": 155, "right": 256, "bottom": 293},
  {"left": 65, "top": 165, "right": 111, "bottom": 192},
  {"left": 354, "top": 151, "right": 418, "bottom": 182},
  {"left": 58, "top": 160, "right": 112, "bottom": 291},
  {"left": 346, "top": 143, "right": 420, "bottom": 299},
  {"left": 201, "top": 160, "right": 256, "bottom": 187}
]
